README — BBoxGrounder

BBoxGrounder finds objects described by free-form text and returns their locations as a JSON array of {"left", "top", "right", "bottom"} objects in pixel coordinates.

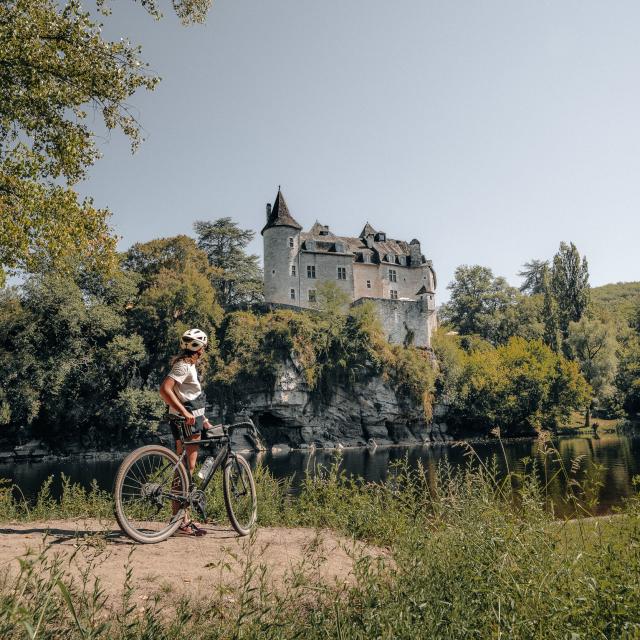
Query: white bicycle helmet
[{"left": 180, "top": 328, "right": 208, "bottom": 351}]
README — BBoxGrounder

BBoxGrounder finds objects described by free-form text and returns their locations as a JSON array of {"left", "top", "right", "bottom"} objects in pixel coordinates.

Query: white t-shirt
[{"left": 167, "top": 360, "right": 202, "bottom": 414}]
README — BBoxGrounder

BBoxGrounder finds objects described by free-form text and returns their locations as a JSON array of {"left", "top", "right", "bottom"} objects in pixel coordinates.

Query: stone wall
[
  {"left": 263, "top": 226, "right": 300, "bottom": 305},
  {"left": 353, "top": 298, "right": 436, "bottom": 348},
  {"left": 297, "top": 251, "right": 354, "bottom": 307}
]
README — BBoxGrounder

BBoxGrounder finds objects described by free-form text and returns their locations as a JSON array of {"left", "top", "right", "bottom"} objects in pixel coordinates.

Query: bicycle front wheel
[
  {"left": 223, "top": 454, "right": 257, "bottom": 536},
  {"left": 114, "top": 445, "right": 189, "bottom": 544}
]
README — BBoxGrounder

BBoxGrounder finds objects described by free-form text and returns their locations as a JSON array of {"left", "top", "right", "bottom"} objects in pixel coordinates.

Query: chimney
[
  {"left": 409, "top": 239, "right": 422, "bottom": 267},
  {"left": 266, "top": 203, "right": 272, "bottom": 221}
]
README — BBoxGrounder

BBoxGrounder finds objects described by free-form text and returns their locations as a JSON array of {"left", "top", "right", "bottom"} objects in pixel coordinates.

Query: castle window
[
  {"left": 308, "top": 289, "right": 317, "bottom": 302},
  {"left": 290, "top": 289, "right": 296, "bottom": 300},
  {"left": 288, "top": 237, "right": 294, "bottom": 248},
  {"left": 389, "top": 269, "right": 397, "bottom": 282},
  {"left": 366, "top": 280, "right": 371, "bottom": 289},
  {"left": 307, "top": 265, "right": 316, "bottom": 279},
  {"left": 337, "top": 267, "right": 346, "bottom": 280},
  {"left": 291, "top": 265, "right": 296, "bottom": 277},
  {"left": 390, "top": 290, "right": 398, "bottom": 300}
]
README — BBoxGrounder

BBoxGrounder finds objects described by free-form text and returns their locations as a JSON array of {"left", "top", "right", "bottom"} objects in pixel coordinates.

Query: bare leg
[{"left": 173, "top": 434, "right": 201, "bottom": 523}]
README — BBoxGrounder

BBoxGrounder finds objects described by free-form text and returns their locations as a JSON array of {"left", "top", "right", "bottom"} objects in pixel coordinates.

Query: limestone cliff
[{"left": 235, "top": 357, "right": 451, "bottom": 448}]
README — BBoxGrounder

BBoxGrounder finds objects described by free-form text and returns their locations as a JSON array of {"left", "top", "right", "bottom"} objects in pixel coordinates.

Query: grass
[
  {"left": 1, "top": 442, "right": 640, "bottom": 638},
  {"left": 558, "top": 410, "right": 622, "bottom": 432}
]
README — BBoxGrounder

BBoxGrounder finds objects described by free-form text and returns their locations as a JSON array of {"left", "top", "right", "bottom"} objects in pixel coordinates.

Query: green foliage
[
  {"left": 590, "top": 281, "right": 640, "bottom": 326},
  {"left": 435, "top": 333, "right": 590, "bottom": 433},
  {"left": 0, "top": 269, "right": 167, "bottom": 441},
  {"left": 518, "top": 258, "right": 549, "bottom": 295},
  {"left": 194, "top": 218, "right": 263, "bottom": 308},
  {"left": 214, "top": 296, "right": 433, "bottom": 417},
  {"left": 441, "top": 265, "right": 544, "bottom": 345},
  {"left": 616, "top": 333, "right": 640, "bottom": 417},
  {"left": 550, "top": 241, "right": 590, "bottom": 340},
  {"left": 1, "top": 0, "right": 213, "bottom": 282},
  {"left": 568, "top": 316, "right": 618, "bottom": 424},
  {"left": 2, "top": 457, "right": 640, "bottom": 638}
]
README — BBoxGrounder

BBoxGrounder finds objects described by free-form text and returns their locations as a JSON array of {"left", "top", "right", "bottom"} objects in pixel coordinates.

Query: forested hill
[{"left": 591, "top": 282, "right": 640, "bottom": 322}]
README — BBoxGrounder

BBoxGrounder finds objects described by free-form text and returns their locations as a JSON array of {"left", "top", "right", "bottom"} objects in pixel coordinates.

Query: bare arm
[{"left": 159, "top": 377, "right": 195, "bottom": 425}]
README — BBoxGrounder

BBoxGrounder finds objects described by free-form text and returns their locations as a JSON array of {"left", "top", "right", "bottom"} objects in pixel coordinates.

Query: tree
[
  {"left": 551, "top": 242, "right": 590, "bottom": 341},
  {"left": 194, "top": 218, "right": 263, "bottom": 308},
  {"left": 443, "top": 337, "right": 589, "bottom": 434},
  {"left": 0, "top": 271, "right": 164, "bottom": 442},
  {"left": 123, "top": 235, "right": 212, "bottom": 290},
  {"left": 518, "top": 259, "right": 550, "bottom": 295},
  {"left": 541, "top": 266, "right": 562, "bottom": 353},
  {"left": 123, "top": 237, "right": 223, "bottom": 381},
  {"left": 568, "top": 316, "right": 618, "bottom": 426},
  {"left": 616, "top": 334, "right": 640, "bottom": 418},
  {"left": 441, "top": 265, "right": 520, "bottom": 343},
  {"left": 1, "top": 0, "right": 212, "bottom": 282}
]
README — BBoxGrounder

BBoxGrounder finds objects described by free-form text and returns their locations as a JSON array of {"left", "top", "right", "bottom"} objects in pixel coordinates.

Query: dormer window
[{"left": 375, "top": 232, "right": 386, "bottom": 242}]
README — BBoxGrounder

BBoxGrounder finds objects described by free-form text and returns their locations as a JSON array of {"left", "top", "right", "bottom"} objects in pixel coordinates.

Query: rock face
[{"left": 238, "top": 358, "right": 450, "bottom": 448}]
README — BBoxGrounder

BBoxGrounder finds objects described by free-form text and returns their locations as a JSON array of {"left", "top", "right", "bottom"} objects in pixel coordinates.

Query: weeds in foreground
[{"left": 0, "top": 439, "right": 639, "bottom": 638}]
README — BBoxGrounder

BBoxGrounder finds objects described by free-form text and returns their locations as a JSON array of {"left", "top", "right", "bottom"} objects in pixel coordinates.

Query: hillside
[{"left": 591, "top": 281, "right": 640, "bottom": 323}]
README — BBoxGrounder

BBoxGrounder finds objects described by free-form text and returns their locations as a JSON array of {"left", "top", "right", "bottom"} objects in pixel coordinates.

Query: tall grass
[{"left": 1, "top": 441, "right": 640, "bottom": 638}]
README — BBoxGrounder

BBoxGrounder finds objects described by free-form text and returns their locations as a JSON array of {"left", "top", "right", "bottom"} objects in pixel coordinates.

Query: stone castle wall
[
  {"left": 353, "top": 298, "right": 437, "bottom": 348},
  {"left": 263, "top": 226, "right": 300, "bottom": 305}
]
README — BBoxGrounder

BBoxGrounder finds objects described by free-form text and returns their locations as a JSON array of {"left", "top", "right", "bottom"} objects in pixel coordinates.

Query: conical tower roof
[
  {"left": 261, "top": 188, "right": 302, "bottom": 235},
  {"left": 359, "top": 222, "right": 377, "bottom": 238}
]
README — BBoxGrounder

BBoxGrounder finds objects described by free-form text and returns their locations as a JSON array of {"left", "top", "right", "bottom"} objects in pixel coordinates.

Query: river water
[{"left": 1, "top": 433, "right": 639, "bottom": 516}]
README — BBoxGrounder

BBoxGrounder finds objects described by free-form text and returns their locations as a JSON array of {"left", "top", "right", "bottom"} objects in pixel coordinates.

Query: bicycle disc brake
[{"left": 190, "top": 489, "right": 207, "bottom": 520}]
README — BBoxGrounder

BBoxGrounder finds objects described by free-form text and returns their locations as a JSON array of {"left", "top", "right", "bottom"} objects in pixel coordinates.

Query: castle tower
[{"left": 262, "top": 188, "right": 302, "bottom": 305}]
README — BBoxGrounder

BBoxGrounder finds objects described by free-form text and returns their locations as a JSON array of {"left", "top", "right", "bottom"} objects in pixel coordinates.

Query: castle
[{"left": 262, "top": 189, "right": 438, "bottom": 347}]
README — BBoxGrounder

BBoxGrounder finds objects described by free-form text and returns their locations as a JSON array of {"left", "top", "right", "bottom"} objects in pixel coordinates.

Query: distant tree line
[{"left": 440, "top": 242, "right": 640, "bottom": 427}]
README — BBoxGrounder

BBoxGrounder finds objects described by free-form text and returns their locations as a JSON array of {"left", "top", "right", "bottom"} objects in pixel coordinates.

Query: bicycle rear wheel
[
  {"left": 114, "top": 445, "right": 189, "bottom": 544},
  {"left": 223, "top": 454, "right": 257, "bottom": 536}
]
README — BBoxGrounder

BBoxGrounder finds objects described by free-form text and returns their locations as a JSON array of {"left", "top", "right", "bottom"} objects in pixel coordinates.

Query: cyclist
[{"left": 159, "top": 328, "right": 211, "bottom": 537}]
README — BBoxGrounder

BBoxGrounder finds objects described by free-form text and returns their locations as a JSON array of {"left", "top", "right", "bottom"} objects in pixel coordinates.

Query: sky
[{"left": 78, "top": 0, "right": 640, "bottom": 302}]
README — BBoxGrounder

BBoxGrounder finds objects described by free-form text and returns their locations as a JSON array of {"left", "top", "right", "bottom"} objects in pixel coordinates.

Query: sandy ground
[{"left": 0, "top": 519, "right": 386, "bottom": 605}]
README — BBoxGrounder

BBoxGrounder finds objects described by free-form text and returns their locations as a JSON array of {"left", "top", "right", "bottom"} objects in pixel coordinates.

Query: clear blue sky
[{"left": 78, "top": 0, "right": 640, "bottom": 301}]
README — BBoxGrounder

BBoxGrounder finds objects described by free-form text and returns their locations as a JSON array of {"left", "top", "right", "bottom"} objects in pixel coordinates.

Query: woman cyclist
[{"left": 159, "top": 328, "right": 212, "bottom": 537}]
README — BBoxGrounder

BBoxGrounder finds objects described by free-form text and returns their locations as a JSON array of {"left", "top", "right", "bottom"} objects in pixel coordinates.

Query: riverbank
[{"left": 1, "top": 457, "right": 639, "bottom": 638}]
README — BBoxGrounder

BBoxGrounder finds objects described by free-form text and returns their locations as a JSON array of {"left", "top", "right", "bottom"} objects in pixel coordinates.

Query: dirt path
[{"left": 0, "top": 519, "right": 386, "bottom": 604}]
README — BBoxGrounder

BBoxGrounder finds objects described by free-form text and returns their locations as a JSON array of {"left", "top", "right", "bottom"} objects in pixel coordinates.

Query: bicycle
[{"left": 113, "top": 418, "right": 257, "bottom": 544}]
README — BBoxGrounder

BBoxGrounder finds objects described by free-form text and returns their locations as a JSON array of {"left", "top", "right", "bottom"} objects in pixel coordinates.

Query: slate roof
[
  {"left": 299, "top": 222, "right": 417, "bottom": 264},
  {"left": 261, "top": 189, "right": 303, "bottom": 234}
]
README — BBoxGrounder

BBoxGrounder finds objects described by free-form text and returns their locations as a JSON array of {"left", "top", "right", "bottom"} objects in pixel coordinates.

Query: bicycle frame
[{"left": 165, "top": 421, "right": 253, "bottom": 506}]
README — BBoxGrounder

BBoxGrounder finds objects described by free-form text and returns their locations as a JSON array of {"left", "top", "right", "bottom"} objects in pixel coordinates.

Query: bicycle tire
[
  {"left": 223, "top": 454, "right": 257, "bottom": 536},
  {"left": 114, "top": 444, "right": 189, "bottom": 544}
]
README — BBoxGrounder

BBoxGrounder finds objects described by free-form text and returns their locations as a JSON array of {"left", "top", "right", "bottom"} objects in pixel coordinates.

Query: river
[{"left": 2, "top": 432, "right": 639, "bottom": 516}]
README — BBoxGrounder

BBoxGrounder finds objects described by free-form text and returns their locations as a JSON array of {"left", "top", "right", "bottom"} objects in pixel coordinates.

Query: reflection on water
[{"left": 2, "top": 433, "right": 639, "bottom": 516}]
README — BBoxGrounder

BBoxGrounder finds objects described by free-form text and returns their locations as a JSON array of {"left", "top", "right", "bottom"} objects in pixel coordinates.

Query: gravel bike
[{"left": 114, "top": 419, "right": 257, "bottom": 544}]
